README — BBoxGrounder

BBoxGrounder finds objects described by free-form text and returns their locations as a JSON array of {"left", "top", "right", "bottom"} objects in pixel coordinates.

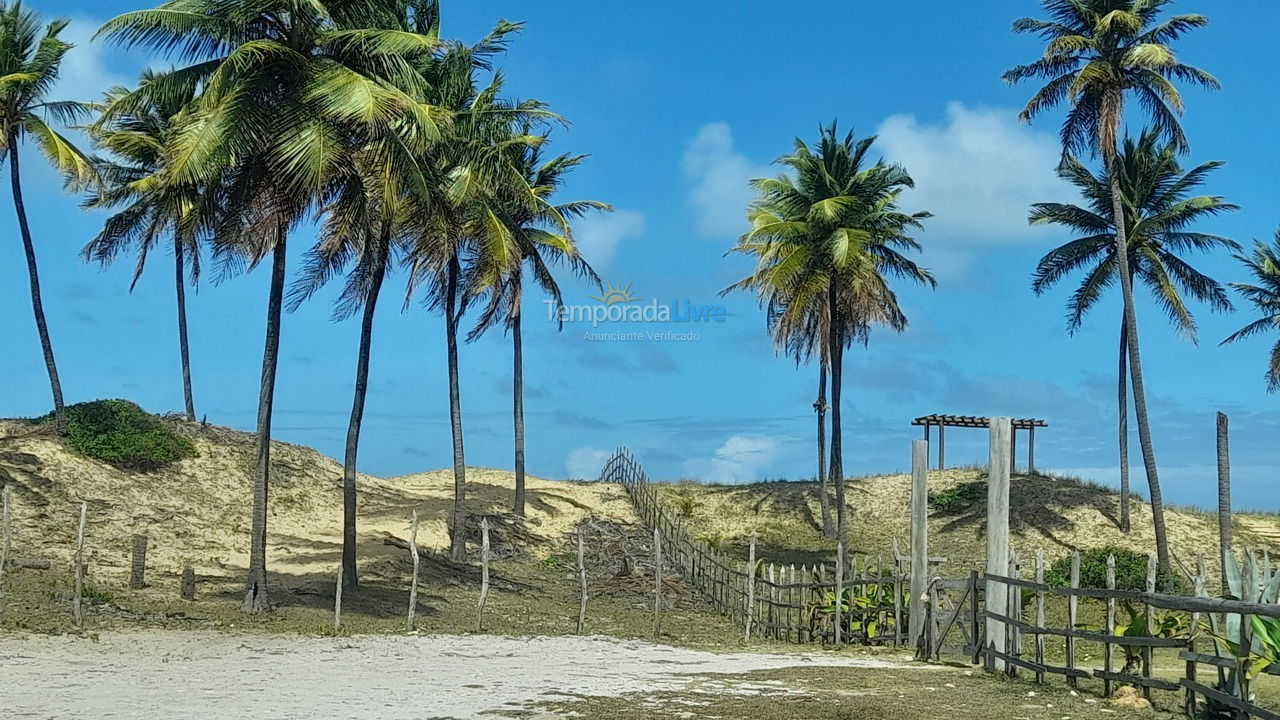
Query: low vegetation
[{"left": 50, "top": 399, "right": 196, "bottom": 470}]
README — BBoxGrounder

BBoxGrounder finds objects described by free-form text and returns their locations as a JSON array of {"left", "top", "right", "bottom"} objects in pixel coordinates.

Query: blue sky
[{"left": 2, "top": 1, "right": 1277, "bottom": 509}]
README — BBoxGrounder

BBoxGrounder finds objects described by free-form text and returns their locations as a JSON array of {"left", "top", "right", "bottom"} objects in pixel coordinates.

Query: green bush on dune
[
  {"left": 1046, "top": 546, "right": 1182, "bottom": 593},
  {"left": 48, "top": 399, "right": 196, "bottom": 470}
]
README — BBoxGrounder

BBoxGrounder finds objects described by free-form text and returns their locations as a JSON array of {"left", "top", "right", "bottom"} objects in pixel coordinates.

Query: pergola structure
[{"left": 911, "top": 414, "right": 1047, "bottom": 473}]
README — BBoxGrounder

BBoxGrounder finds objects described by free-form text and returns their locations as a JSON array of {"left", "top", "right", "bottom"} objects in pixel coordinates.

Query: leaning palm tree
[
  {"left": 467, "top": 142, "right": 607, "bottom": 518},
  {"left": 99, "top": 0, "right": 441, "bottom": 611},
  {"left": 83, "top": 71, "right": 210, "bottom": 422},
  {"left": 1004, "top": 0, "right": 1219, "bottom": 574},
  {"left": 1222, "top": 232, "right": 1280, "bottom": 392},
  {"left": 1029, "top": 129, "right": 1237, "bottom": 533},
  {"left": 0, "top": 2, "right": 95, "bottom": 431},
  {"left": 726, "top": 124, "right": 934, "bottom": 542}
]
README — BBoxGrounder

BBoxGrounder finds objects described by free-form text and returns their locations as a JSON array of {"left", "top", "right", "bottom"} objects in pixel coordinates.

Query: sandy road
[{"left": 1, "top": 631, "right": 912, "bottom": 719}]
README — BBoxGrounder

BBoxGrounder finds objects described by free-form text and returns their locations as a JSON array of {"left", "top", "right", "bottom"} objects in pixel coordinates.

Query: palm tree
[
  {"left": 1004, "top": 0, "right": 1219, "bottom": 574},
  {"left": 1222, "top": 232, "right": 1280, "bottom": 392},
  {"left": 467, "top": 142, "right": 607, "bottom": 518},
  {"left": 0, "top": 2, "right": 95, "bottom": 431},
  {"left": 1029, "top": 129, "right": 1237, "bottom": 533},
  {"left": 726, "top": 124, "right": 934, "bottom": 542},
  {"left": 99, "top": 0, "right": 441, "bottom": 611},
  {"left": 403, "top": 16, "right": 546, "bottom": 561},
  {"left": 83, "top": 71, "right": 210, "bottom": 423}
]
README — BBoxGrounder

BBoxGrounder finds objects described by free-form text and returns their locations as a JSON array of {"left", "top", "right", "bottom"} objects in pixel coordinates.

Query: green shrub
[
  {"left": 1045, "top": 546, "right": 1182, "bottom": 592},
  {"left": 50, "top": 399, "right": 196, "bottom": 470},
  {"left": 928, "top": 481, "right": 986, "bottom": 513}
]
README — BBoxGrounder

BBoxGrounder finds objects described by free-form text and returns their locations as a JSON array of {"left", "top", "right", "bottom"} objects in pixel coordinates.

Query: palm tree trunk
[
  {"left": 445, "top": 257, "right": 467, "bottom": 562},
  {"left": 827, "top": 286, "right": 847, "bottom": 542},
  {"left": 512, "top": 301, "right": 527, "bottom": 517},
  {"left": 1107, "top": 161, "right": 1170, "bottom": 576},
  {"left": 816, "top": 364, "right": 834, "bottom": 537},
  {"left": 242, "top": 227, "right": 286, "bottom": 613},
  {"left": 1118, "top": 316, "right": 1130, "bottom": 533},
  {"left": 175, "top": 239, "right": 196, "bottom": 422},
  {"left": 9, "top": 136, "right": 65, "bottom": 431},
  {"left": 340, "top": 245, "right": 388, "bottom": 592},
  {"left": 1216, "top": 411, "right": 1231, "bottom": 595}
]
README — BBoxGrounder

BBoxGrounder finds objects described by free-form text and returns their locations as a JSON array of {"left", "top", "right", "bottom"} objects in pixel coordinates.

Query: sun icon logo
[{"left": 592, "top": 281, "right": 641, "bottom": 305}]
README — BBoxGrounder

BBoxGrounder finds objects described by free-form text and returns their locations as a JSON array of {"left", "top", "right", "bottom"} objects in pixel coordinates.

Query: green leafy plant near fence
[
  {"left": 47, "top": 399, "right": 196, "bottom": 470},
  {"left": 807, "top": 576, "right": 906, "bottom": 644},
  {"left": 1114, "top": 602, "right": 1191, "bottom": 673}
]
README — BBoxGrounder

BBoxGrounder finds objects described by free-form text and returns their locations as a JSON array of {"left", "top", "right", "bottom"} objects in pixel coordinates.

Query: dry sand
[{"left": 0, "top": 631, "right": 912, "bottom": 719}]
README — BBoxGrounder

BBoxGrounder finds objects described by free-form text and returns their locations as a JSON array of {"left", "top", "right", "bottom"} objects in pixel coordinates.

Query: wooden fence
[{"left": 601, "top": 448, "right": 909, "bottom": 645}]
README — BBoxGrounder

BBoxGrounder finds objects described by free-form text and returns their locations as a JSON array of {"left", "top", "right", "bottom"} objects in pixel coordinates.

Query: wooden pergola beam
[{"left": 912, "top": 414, "right": 1047, "bottom": 472}]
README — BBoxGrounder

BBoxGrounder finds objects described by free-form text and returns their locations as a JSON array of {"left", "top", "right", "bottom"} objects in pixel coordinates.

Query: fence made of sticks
[{"left": 600, "top": 448, "right": 910, "bottom": 646}]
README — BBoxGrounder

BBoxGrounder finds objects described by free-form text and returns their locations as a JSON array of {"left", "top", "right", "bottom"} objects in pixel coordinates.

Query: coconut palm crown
[{"left": 1223, "top": 233, "right": 1280, "bottom": 392}]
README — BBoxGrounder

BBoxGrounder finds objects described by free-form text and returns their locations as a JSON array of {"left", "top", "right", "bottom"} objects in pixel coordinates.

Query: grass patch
[
  {"left": 928, "top": 481, "right": 985, "bottom": 514},
  {"left": 50, "top": 399, "right": 196, "bottom": 470}
]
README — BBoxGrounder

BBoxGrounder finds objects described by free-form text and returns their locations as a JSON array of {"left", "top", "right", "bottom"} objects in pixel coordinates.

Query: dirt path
[{"left": 1, "top": 631, "right": 914, "bottom": 719}]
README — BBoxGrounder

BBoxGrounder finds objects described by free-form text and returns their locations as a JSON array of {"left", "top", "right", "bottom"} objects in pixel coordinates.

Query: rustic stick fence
[{"left": 601, "top": 448, "right": 911, "bottom": 646}]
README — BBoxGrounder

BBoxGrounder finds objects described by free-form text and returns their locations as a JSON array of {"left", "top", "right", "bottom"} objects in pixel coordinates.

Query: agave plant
[
  {"left": 1114, "top": 602, "right": 1191, "bottom": 674},
  {"left": 1202, "top": 549, "right": 1280, "bottom": 712}
]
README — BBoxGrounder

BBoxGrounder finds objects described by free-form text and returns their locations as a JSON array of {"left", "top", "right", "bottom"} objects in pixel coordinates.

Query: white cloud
[
  {"left": 55, "top": 16, "right": 132, "bottom": 104},
  {"left": 681, "top": 434, "right": 779, "bottom": 484},
  {"left": 682, "top": 122, "right": 772, "bottom": 238},
  {"left": 565, "top": 446, "right": 613, "bottom": 481},
  {"left": 574, "top": 209, "right": 644, "bottom": 271},
  {"left": 875, "top": 102, "right": 1071, "bottom": 246}
]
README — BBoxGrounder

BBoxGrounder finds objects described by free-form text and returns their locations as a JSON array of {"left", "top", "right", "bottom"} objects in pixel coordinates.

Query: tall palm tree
[
  {"left": 403, "top": 15, "right": 546, "bottom": 560},
  {"left": 0, "top": 2, "right": 94, "bottom": 431},
  {"left": 726, "top": 124, "right": 934, "bottom": 542},
  {"left": 1029, "top": 129, "right": 1237, "bottom": 532},
  {"left": 467, "top": 142, "right": 607, "bottom": 518},
  {"left": 83, "top": 71, "right": 211, "bottom": 423},
  {"left": 1222, "top": 232, "right": 1280, "bottom": 392},
  {"left": 100, "top": 0, "right": 441, "bottom": 611},
  {"left": 1004, "top": 0, "right": 1219, "bottom": 574}
]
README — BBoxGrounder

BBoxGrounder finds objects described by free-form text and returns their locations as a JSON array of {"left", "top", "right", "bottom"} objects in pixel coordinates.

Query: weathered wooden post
[
  {"left": 909, "top": 439, "right": 929, "bottom": 653},
  {"left": 407, "top": 510, "right": 420, "bottom": 632},
  {"left": 476, "top": 517, "right": 491, "bottom": 633},
  {"left": 334, "top": 564, "right": 344, "bottom": 632},
  {"left": 652, "top": 526, "right": 662, "bottom": 638},
  {"left": 1067, "top": 550, "right": 1081, "bottom": 687},
  {"left": 1027, "top": 426, "right": 1036, "bottom": 475},
  {"left": 130, "top": 535, "right": 148, "bottom": 589},
  {"left": 1103, "top": 553, "right": 1115, "bottom": 696},
  {"left": 834, "top": 538, "right": 845, "bottom": 645},
  {"left": 73, "top": 502, "right": 87, "bottom": 629},
  {"left": 0, "top": 484, "right": 11, "bottom": 613},
  {"left": 937, "top": 424, "right": 946, "bottom": 470},
  {"left": 181, "top": 566, "right": 196, "bottom": 600},
  {"left": 985, "top": 417, "right": 1011, "bottom": 672},
  {"left": 1034, "top": 549, "right": 1046, "bottom": 683},
  {"left": 744, "top": 535, "right": 756, "bottom": 640},
  {"left": 576, "top": 528, "right": 588, "bottom": 635}
]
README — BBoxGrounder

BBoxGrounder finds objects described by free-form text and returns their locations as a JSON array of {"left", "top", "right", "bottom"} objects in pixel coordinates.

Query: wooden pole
[
  {"left": 476, "top": 517, "right": 490, "bottom": 633},
  {"left": 1103, "top": 553, "right": 1115, "bottom": 696},
  {"left": 129, "top": 534, "right": 148, "bottom": 589},
  {"left": 1142, "top": 553, "right": 1156, "bottom": 699},
  {"left": 576, "top": 528, "right": 587, "bottom": 635},
  {"left": 0, "top": 484, "right": 10, "bottom": 613},
  {"left": 909, "top": 439, "right": 929, "bottom": 650},
  {"left": 1028, "top": 426, "right": 1036, "bottom": 475},
  {"left": 1010, "top": 427, "right": 1018, "bottom": 474},
  {"left": 334, "top": 564, "right": 344, "bottom": 632},
  {"left": 406, "top": 510, "right": 420, "bottom": 632},
  {"left": 180, "top": 567, "right": 196, "bottom": 600},
  {"left": 73, "top": 502, "right": 86, "bottom": 629},
  {"left": 834, "top": 537, "right": 845, "bottom": 645},
  {"left": 652, "top": 526, "right": 662, "bottom": 638},
  {"left": 744, "top": 535, "right": 756, "bottom": 640},
  {"left": 985, "top": 417, "right": 1011, "bottom": 671},
  {"left": 1216, "top": 411, "right": 1232, "bottom": 595},
  {"left": 1034, "top": 549, "right": 1046, "bottom": 683},
  {"left": 938, "top": 424, "right": 946, "bottom": 471},
  {"left": 1066, "top": 550, "right": 1080, "bottom": 687}
]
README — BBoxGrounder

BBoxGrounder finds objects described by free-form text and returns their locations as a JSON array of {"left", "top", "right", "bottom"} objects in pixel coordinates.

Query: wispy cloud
[
  {"left": 565, "top": 446, "right": 613, "bottom": 480},
  {"left": 574, "top": 209, "right": 644, "bottom": 270},
  {"left": 681, "top": 434, "right": 780, "bottom": 484},
  {"left": 682, "top": 123, "right": 772, "bottom": 238}
]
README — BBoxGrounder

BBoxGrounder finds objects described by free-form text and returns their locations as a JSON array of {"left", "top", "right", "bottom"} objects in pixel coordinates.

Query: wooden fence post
[
  {"left": 1007, "top": 551, "right": 1020, "bottom": 677},
  {"left": 0, "top": 484, "right": 10, "bottom": 613},
  {"left": 744, "top": 535, "right": 756, "bottom": 640},
  {"left": 476, "top": 517, "right": 490, "bottom": 633},
  {"left": 576, "top": 528, "right": 588, "bottom": 635},
  {"left": 985, "top": 417, "right": 1012, "bottom": 671},
  {"left": 73, "top": 502, "right": 87, "bottom": 629},
  {"left": 834, "top": 537, "right": 844, "bottom": 645},
  {"left": 653, "top": 526, "right": 662, "bottom": 638},
  {"left": 1066, "top": 550, "right": 1081, "bottom": 687},
  {"left": 406, "top": 510, "right": 420, "bottom": 632},
  {"left": 1142, "top": 553, "right": 1157, "bottom": 699},
  {"left": 180, "top": 566, "right": 196, "bottom": 600},
  {"left": 1034, "top": 549, "right": 1046, "bottom": 683},
  {"left": 909, "top": 439, "right": 929, "bottom": 651},
  {"left": 1103, "top": 552, "right": 1115, "bottom": 696},
  {"left": 1217, "top": 411, "right": 1232, "bottom": 595},
  {"left": 130, "top": 534, "right": 148, "bottom": 589},
  {"left": 334, "top": 564, "right": 344, "bottom": 632}
]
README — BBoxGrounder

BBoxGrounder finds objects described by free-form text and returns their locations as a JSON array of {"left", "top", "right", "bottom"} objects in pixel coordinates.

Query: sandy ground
[{"left": 0, "top": 631, "right": 912, "bottom": 719}]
